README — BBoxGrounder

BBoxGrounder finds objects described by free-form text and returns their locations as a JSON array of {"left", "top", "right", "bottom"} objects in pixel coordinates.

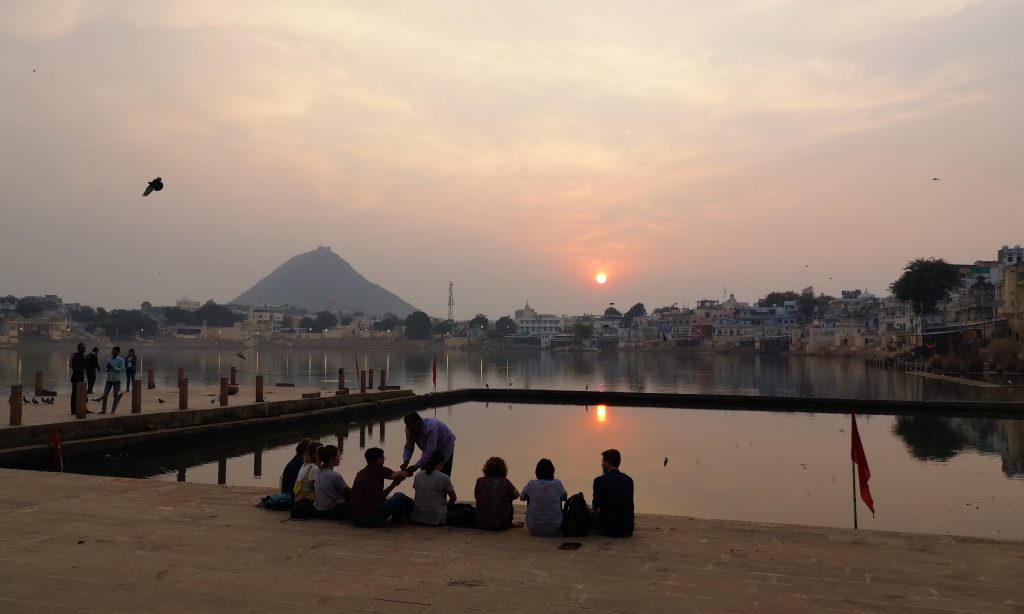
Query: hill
[{"left": 232, "top": 247, "right": 420, "bottom": 317}]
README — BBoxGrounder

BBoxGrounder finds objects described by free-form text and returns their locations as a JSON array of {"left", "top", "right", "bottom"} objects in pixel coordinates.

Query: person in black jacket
[
  {"left": 591, "top": 449, "right": 634, "bottom": 538},
  {"left": 85, "top": 347, "right": 101, "bottom": 394},
  {"left": 69, "top": 343, "right": 87, "bottom": 415},
  {"left": 280, "top": 438, "right": 312, "bottom": 495}
]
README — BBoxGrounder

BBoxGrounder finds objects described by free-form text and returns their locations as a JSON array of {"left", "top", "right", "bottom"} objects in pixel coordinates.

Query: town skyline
[{"left": 2, "top": 1, "right": 1023, "bottom": 316}]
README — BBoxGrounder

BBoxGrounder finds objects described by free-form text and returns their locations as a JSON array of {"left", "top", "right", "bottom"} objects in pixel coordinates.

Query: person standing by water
[
  {"left": 400, "top": 412, "right": 456, "bottom": 478},
  {"left": 85, "top": 347, "right": 101, "bottom": 394},
  {"left": 69, "top": 343, "right": 87, "bottom": 416},
  {"left": 124, "top": 348, "right": 137, "bottom": 391},
  {"left": 97, "top": 346, "right": 124, "bottom": 414}
]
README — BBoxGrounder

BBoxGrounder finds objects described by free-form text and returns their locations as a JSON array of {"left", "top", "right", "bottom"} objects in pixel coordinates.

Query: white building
[
  {"left": 176, "top": 296, "right": 201, "bottom": 312},
  {"left": 513, "top": 302, "right": 562, "bottom": 336},
  {"left": 247, "top": 306, "right": 284, "bottom": 331}
]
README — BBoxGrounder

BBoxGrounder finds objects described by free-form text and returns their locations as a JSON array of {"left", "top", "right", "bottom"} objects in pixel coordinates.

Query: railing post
[
  {"left": 359, "top": 370, "right": 366, "bottom": 394},
  {"left": 256, "top": 375, "right": 264, "bottom": 402},
  {"left": 147, "top": 368, "right": 156, "bottom": 389},
  {"left": 219, "top": 377, "right": 229, "bottom": 407},
  {"left": 131, "top": 380, "right": 142, "bottom": 414},
  {"left": 179, "top": 378, "right": 188, "bottom": 410},
  {"left": 75, "top": 382, "right": 87, "bottom": 419},
  {"left": 379, "top": 369, "right": 387, "bottom": 390},
  {"left": 368, "top": 368, "right": 374, "bottom": 390},
  {"left": 230, "top": 366, "right": 238, "bottom": 386},
  {"left": 34, "top": 371, "right": 44, "bottom": 397},
  {"left": 177, "top": 367, "right": 185, "bottom": 384},
  {"left": 338, "top": 368, "right": 345, "bottom": 391},
  {"left": 9, "top": 385, "right": 22, "bottom": 426}
]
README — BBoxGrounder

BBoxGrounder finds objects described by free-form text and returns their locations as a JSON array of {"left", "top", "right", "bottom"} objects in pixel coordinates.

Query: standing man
[
  {"left": 69, "top": 343, "right": 86, "bottom": 416},
  {"left": 124, "top": 348, "right": 137, "bottom": 391},
  {"left": 85, "top": 347, "right": 101, "bottom": 394},
  {"left": 400, "top": 412, "right": 456, "bottom": 477},
  {"left": 591, "top": 449, "right": 634, "bottom": 538},
  {"left": 97, "top": 346, "right": 125, "bottom": 414}
]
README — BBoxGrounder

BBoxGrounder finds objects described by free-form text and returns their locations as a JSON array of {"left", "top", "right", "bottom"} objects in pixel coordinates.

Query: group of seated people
[{"left": 279, "top": 421, "right": 633, "bottom": 538}]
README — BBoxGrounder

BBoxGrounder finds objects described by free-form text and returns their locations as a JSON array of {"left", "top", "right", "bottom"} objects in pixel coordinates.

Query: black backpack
[
  {"left": 290, "top": 498, "right": 315, "bottom": 520},
  {"left": 561, "top": 492, "right": 590, "bottom": 537}
]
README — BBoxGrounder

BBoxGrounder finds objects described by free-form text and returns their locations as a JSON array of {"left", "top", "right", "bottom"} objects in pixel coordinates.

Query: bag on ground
[
  {"left": 256, "top": 492, "right": 294, "bottom": 511},
  {"left": 561, "top": 492, "right": 590, "bottom": 537},
  {"left": 290, "top": 498, "right": 315, "bottom": 520},
  {"left": 446, "top": 503, "right": 476, "bottom": 527}
]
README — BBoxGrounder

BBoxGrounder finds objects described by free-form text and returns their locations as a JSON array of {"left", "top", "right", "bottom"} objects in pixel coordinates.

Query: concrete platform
[{"left": 1, "top": 469, "right": 1022, "bottom": 613}]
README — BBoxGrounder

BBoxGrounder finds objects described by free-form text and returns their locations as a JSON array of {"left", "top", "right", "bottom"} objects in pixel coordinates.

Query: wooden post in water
[
  {"left": 255, "top": 375, "right": 264, "bottom": 402},
  {"left": 217, "top": 458, "right": 227, "bottom": 485},
  {"left": 34, "top": 371, "right": 44, "bottom": 397},
  {"left": 254, "top": 446, "right": 263, "bottom": 478},
  {"left": 177, "top": 367, "right": 185, "bottom": 384},
  {"left": 359, "top": 424, "right": 366, "bottom": 448},
  {"left": 368, "top": 368, "right": 374, "bottom": 390},
  {"left": 230, "top": 366, "right": 238, "bottom": 386},
  {"left": 131, "top": 381, "right": 142, "bottom": 414},
  {"left": 75, "top": 383, "right": 87, "bottom": 419},
  {"left": 179, "top": 378, "right": 188, "bottom": 410},
  {"left": 337, "top": 368, "right": 345, "bottom": 391},
  {"left": 379, "top": 420, "right": 386, "bottom": 443},
  {"left": 359, "top": 370, "right": 367, "bottom": 394},
  {"left": 9, "top": 385, "right": 23, "bottom": 426},
  {"left": 378, "top": 369, "right": 387, "bottom": 391},
  {"left": 147, "top": 368, "right": 156, "bottom": 389},
  {"left": 219, "top": 377, "right": 228, "bottom": 407}
]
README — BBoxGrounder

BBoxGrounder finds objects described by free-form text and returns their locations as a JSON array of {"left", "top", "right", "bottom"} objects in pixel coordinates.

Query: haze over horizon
[{"left": 2, "top": 1, "right": 1022, "bottom": 319}]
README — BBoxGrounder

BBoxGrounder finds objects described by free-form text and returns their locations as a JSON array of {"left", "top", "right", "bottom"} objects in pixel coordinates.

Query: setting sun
[{"left": 595, "top": 272, "right": 608, "bottom": 284}]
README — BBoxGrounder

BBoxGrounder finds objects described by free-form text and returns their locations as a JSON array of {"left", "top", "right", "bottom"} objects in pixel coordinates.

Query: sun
[{"left": 595, "top": 272, "right": 608, "bottom": 285}]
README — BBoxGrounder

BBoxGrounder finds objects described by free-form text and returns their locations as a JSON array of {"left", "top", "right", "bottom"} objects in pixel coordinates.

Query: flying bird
[
  {"left": 931, "top": 177, "right": 940, "bottom": 181},
  {"left": 158, "top": 398, "right": 166, "bottom": 404},
  {"left": 235, "top": 352, "right": 246, "bottom": 360},
  {"left": 485, "top": 383, "right": 489, "bottom": 388},
  {"left": 663, "top": 457, "right": 668, "bottom": 467},
  {"left": 143, "top": 177, "right": 164, "bottom": 196}
]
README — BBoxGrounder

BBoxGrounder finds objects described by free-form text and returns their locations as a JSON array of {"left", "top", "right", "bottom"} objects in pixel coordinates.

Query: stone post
[
  {"left": 230, "top": 366, "right": 238, "bottom": 386},
  {"left": 35, "top": 371, "right": 44, "bottom": 397},
  {"left": 368, "top": 368, "right": 374, "bottom": 390},
  {"left": 217, "top": 458, "right": 227, "bottom": 485},
  {"left": 177, "top": 367, "right": 185, "bottom": 384},
  {"left": 359, "top": 424, "right": 366, "bottom": 448},
  {"left": 131, "top": 381, "right": 142, "bottom": 414},
  {"left": 255, "top": 375, "right": 264, "bottom": 402},
  {"left": 219, "top": 377, "right": 228, "bottom": 407},
  {"left": 9, "top": 385, "right": 22, "bottom": 426},
  {"left": 359, "top": 370, "right": 366, "bottom": 394},
  {"left": 147, "top": 368, "right": 156, "bottom": 389},
  {"left": 75, "top": 382, "right": 87, "bottom": 419},
  {"left": 179, "top": 378, "right": 188, "bottom": 410},
  {"left": 378, "top": 369, "right": 387, "bottom": 391},
  {"left": 337, "top": 368, "right": 345, "bottom": 391},
  {"left": 254, "top": 446, "right": 263, "bottom": 478}
]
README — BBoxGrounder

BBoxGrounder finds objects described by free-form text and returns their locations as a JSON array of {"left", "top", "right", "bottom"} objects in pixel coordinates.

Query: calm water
[{"left": 5, "top": 347, "right": 1023, "bottom": 539}]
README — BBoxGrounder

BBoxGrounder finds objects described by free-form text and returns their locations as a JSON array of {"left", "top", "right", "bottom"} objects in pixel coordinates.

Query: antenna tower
[{"left": 448, "top": 281, "right": 454, "bottom": 321}]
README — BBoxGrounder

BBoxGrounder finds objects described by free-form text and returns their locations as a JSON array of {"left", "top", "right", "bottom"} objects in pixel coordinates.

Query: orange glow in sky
[
  {"left": 595, "top": 272, "right": 608, "bottom": 285},
  {"left": 596, "top": 404, "right": 607, "bottom": 422}
]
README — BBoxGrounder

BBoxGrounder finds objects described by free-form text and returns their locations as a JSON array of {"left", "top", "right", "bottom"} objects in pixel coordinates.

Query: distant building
[
  {"left": 2, "top": 313, "right": 72, "bottom": 341},
  {"left": 247, "top": 306, "right": 284, "bottom": 332},
  {"left": 176, "top": 296, "right": 201, "bottom": 312},
  {"left": 513, "top": 302, "right": 562, "bottom": 336},
  {"left": 998, "top": 262, "right": 1024, "bottom": 339}
]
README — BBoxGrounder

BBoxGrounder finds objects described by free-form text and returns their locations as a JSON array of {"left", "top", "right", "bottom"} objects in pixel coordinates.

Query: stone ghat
[{"left": 0, "top": 468, "right": 1021, "bottom": 613}]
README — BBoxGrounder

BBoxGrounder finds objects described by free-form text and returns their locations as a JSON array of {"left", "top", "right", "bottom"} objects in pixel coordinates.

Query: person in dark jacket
[
  {"left": 124, "top": 348, "right": 138, "bottom": 391},
  {"left": 591, "top": 449, "right": 634, "bottom": 538},
  {"left": 69, "top": 343, "right": 86, "bottom": 415},
  {"left": 85, "top": 347, "right": 101, "bottom": 394},
  {"left": 280, "top": 438, "right": 312, "bottom": 495}
]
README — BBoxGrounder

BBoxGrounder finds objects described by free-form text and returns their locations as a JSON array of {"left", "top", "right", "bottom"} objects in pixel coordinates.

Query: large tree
[
  {"left": 313, "top": 311, "right": 338, "bottom": 330},
  {"left": 469, "top": 314, "right": 489, "bottom": 331},
  {"left": 621, "top": 302, "right": 647, "bottom": 328},
  {"left": 890, "top": 258, "right": 962, "bottom": 313},
  {"left": 494, "top": 316, "right": 517, "bottom": 336},
  {"left": 758, "top": 290, "right": 800, "bottom": 308},
  {"left": 572, "top": 322, "right": 593, "bottom": 344},
  {"left": 404, "top": 311, "right": 433, "bottom": 340}
]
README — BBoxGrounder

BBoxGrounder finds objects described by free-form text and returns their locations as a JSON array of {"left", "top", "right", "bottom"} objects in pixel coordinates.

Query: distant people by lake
[
  {"left": 85, "top": 347, "right": 101, "bottom": 394},
  {"left": 474, "top": 456, "right": 520, "bottom": 530},
  {"left": 591, "top": 449, "right": 634, "bottom": 538},
  {"left": 69, "top": 342, "right": 86, "bottom": 415},
  {"left": 124, "top": 348, "right": 137, "bottom": 391},
  {"left": 411, "top": 450, "right": 457, "bottom": 526},
  {"left": 520, "top": 458, "right": 567, "bottom": 536},
  {"left": 401, "top": 412, "right": 456, "bottom": 478},
  {"left": 97, "top": 346, "right": 124, "bottom": 414}
]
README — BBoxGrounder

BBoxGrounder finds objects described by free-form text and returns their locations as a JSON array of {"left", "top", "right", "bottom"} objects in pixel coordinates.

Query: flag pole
[{"left": 851, "top": 453, "right": 858, "bottom": 530}]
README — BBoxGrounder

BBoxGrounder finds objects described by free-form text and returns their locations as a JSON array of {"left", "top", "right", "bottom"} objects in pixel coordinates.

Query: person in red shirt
[{"left": 349, "top": 447, "right": 413, "bottom": 528}]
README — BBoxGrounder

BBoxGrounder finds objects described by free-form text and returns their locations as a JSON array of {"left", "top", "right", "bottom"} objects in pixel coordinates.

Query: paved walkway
[{"left": 1, "top": 469, "right": 1022, "bottom": 613}]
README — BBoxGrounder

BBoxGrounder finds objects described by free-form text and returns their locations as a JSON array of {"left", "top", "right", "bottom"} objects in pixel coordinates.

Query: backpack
[
  {"left": 256, "top": 492, "right": 293, "bottom": 511},
  {"left": 446, "top": 503, "right": 476, "bottom": 528},
  {"left": 290, "top": 498, "right": 316, "bottom": 520},
  {"left": 561, "top": 492, "right": 590, "bottom": 537}
]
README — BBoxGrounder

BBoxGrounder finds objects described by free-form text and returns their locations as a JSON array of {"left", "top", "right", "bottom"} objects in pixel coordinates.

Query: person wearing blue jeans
[
  {"left": 124, "top": 348, "right": 137, "bottom": 391},
  {"left": 97, "top": 346, "right": 125, "bottom": 414},
  {"left": 350, "top": 447, "right": 413, "bottom": 528}
]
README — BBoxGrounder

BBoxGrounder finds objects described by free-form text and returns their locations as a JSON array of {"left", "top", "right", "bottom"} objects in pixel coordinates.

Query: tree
[
  {"left": 140, "top": 301, "right": 152, "bottom": 310},
  {"left": 572, "top": 322, "right": 593, "bottom": 344},
  {"left": 494, "top": 316, "right": 517, "bottom": 336},
  {"left": 432, "top": 319, "right": 454, "bottom": 335},
  {"left": 340, "top": 316, "right": 354, "bottom": 326},
  {"left": 621, "top": 302, "right": 647, "bottom": 328},
  {"left": 313, "top": 311, "right": 338, "bottom": 330},
  {"left": 299, "top": 316, "right": 316, "bottom": 330},
  {"left": 798, "top": 286, "right": 816, "bottom": 320},
  {"left": 15, "top": 299, "right": 43, "bottom": 317},
  {"left": 372, "top": 314, "right": 401, "bottom": 331},
  {"left": 759, "top": 290, "right": 800, "bottom": 308},
  {"left": 469, "top": 314, "right": 489, "bottom": 330},
  {"left": 604, "top": 306, "right": 622, "bottom": 317},
  {"left": 890, "top": 258, "right": 962, "bottom": 313},
  {"left": 404, "top": 311, "right": 433, "bottom": 340},
  {"left": 194, "top": 301, "right": 243, "bottom": 327}
]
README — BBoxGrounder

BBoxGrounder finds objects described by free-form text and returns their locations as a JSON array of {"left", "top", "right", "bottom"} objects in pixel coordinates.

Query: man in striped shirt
[{"left": 401, "top": 413, "right": 456, "bottom": 478}]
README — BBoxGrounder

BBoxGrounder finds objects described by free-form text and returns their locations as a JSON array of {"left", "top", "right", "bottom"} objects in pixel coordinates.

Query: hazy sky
[{"left": 2, "top": 0, "right": 1022, "bottom": 319}]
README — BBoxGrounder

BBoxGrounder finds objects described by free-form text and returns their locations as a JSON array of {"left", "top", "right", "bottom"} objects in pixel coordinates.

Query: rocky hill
[{"left": 232, "top": 247, "right": 419, "bottom": 316}]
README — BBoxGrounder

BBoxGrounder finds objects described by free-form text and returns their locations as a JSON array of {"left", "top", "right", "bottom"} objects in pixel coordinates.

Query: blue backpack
[{"left": 256, "top": 492, "right": 294, "bottom": 511}]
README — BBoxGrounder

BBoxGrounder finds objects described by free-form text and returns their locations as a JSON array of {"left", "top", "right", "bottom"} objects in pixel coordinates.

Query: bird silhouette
[
  {"left": 158, "top": 398, "right": 166, "bottom": 404},
  {"left": 31, "top": 398, "right": 39, "bottom": 405},
  {"left": 507, "top": 382, "right": 514, "bottom": 387},
  {"left": 22, "top": 396, "right": 29, "bottom": 404},
  {"left": 235, "top": 352, "right": 246, "bottom": 360},
  {"left": 143, "top": 177, "right": 163, "bottom": 196},
  {"left": 485, "top": 383, "right": 489, "bottom": 388},
  {"left": 931, "top": 177, "right": 940, "bottom": 181},
  {"left": 663, "top": 457, "right": 668, "bottom": 467},
  {"left": 585, "top": 383, "right": 589, "bottom": 390}
]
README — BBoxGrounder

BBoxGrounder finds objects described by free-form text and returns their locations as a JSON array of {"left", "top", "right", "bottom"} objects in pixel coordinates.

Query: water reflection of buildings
[{"left": 893, "top": 416, "right": 1024, "bottom": 477}]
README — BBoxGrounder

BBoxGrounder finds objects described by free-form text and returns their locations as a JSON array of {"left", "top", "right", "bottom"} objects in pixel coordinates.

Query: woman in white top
[
  {"left": 314, "top": 445, "right": 351, "bottom": 521},
  {"left": 412, "top": 450, "right": 457, "bottom": 526},
  {"left": 519, "top": 458, "right": 567, "bottom": 536},
  {"left": 293, "top": 441, "right": 323, "bottom": 503}
]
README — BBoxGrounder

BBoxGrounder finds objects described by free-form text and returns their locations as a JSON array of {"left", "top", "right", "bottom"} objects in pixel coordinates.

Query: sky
[{"left": 1, "top": 0, "right": 1022, "bottom": 319}]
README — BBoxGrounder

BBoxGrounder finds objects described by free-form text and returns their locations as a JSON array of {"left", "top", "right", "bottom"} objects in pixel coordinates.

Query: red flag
[
  {"left": 432, "top": 355, "right": 437, "bottom": 391},
  {"left": 851, "top": 413, "right": 875, "bottom": 515},
  {"left": 50, "top": 426, "right": 63, "bottom": 472}
]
